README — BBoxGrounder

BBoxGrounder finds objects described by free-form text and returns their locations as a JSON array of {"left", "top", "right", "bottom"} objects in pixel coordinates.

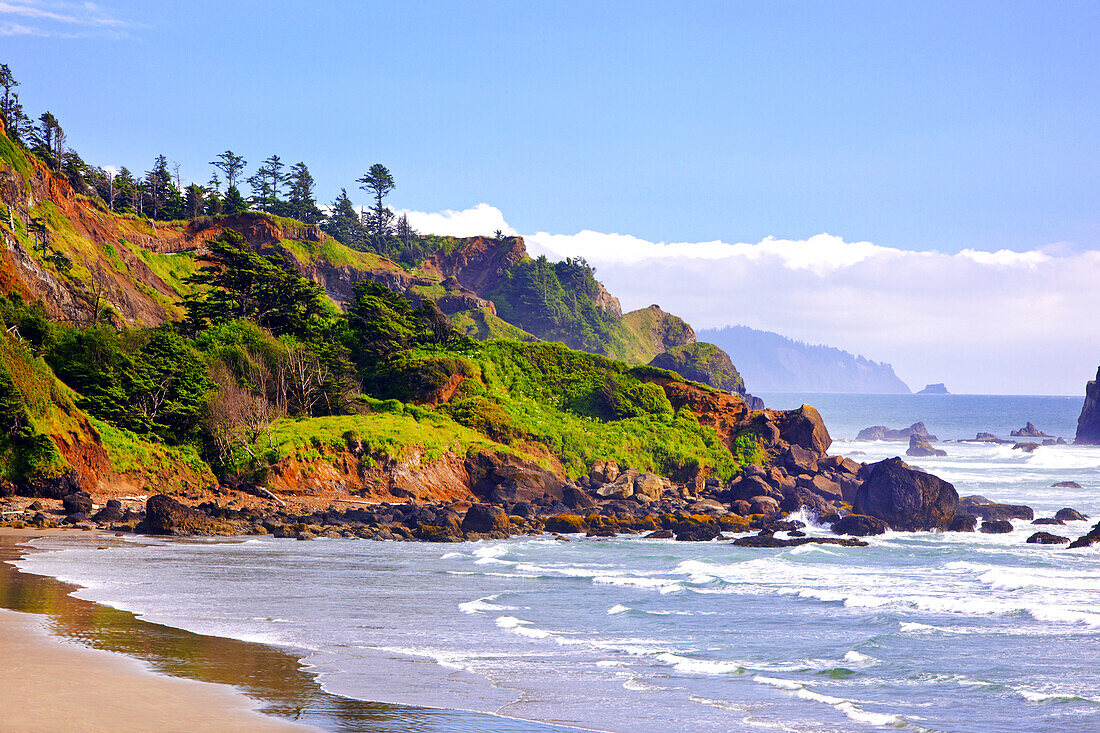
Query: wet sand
[
  {"left": 0, "top": 528, "right": 574, "bottom": 733},
  {"left": 0, "top": 606, "right": 315, "bottom": 733}
]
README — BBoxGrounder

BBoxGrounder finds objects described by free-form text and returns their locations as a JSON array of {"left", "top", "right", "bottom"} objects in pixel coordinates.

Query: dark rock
[
  {"left": 561, "top": 486, "right": 598, "bottom": 510},
  {"left": 466, "top": 451, "right": 564, "bottom": 503},
  {"left": 857, "top": 422, "right": 937, "bottom": 442},
  {"left": 782, "top": 445, "right": 818, "bottom": 475},
  {"left": 831, "top": 514, "right": 888, "bottom": 536},
  {"left": 733, "top": 533, "right": 868, "bottom": 548},
  {"left": 644, "top": 529, "right": 674, "bottom": 539},
  {"left": 16, "top": 469, "right": 82, "bottom": 500},
  {"left": 674, "top": 521, "right": 722, "bottom": 542},
  {"left": 62, "top": 512, "right": 86, "bottom": 525},
  {"left": 906, "top": 433, "right": 947, "bottom": 457},
  {"left": 461, "top": 504, "right": 510, "bottom": 534},
  {"left": 916, "top": 383, "right": 949, "bottom": 395},
  {"left": 510, "top": 501, "right": 532, "bottom": 518},
  {"left": 729, "top": 500, "right": 752, "bottom": 516},
  {"left": 854, "top": 457, "right": 958, "bottom": 531},
  {"left": 1031, "top": 517, "right": 1064, "bottom": 526},
  {"left": 947, "top": 513, "right": 978, "bottom": 532},
  {"left": 1052, "top": 481, "right": 1082, "bottom": 489},
  {"left": 1026, "top": 531, "right": 1069, "bottom": 545},
  {"left": 1012, "top": 442, "right": 1040, "bottom": 453},
  {"left": 801, "top": 474, "right": 843, "bottom": 501},
  {"left": 143, "top": 495, "right": 224, "bottom": 536},
  {"left": 62, "top": 491, "right": 93, "bottom": 515},
  {"left": 91, "top": 499, "right": 124, "bottom": 523},
  {"left": 958, "top": 496, "right": 1034, "bottom": 521},
  {"left": 979, "top": 519, "right": 1014, "bottom": 534},
  {"left": 728, "top": 475, "right": 777, "bottom": 502},
  {"left": 1011, "top": 422, "right": 1051, "bottom": 438},
  {"left": 1054, "top": 508, "right": 1088, "bottom": 522}
]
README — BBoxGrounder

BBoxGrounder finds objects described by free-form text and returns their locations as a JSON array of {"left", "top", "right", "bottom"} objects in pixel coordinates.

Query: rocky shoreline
[{"left": 3, "top": 434, "right": 1095, "bottom": 550}]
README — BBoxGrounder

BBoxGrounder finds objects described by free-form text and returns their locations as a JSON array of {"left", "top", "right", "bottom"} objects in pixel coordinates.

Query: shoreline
[{"left": 0, "top": 528, "right": 585, "bottom": 733}]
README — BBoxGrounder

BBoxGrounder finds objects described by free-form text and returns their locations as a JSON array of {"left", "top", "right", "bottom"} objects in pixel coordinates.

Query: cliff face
[{"left": 1075, "top": 367, "right": 1100, "bottom": 445}]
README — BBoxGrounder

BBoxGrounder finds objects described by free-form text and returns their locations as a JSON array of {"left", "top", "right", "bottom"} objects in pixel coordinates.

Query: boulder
[
  {"left": 596, "top": 470, "right": 638, "bottom": 500},
  {"left": 979, "top": 519, "right": 1013, "bottom": 534},
  {"left": 729, "top": 500, "right": 752, "bottom": 516},
  {"left": 947, "top": 513, "right": 978, "bottom": 532},
  {"left": 831, "top": 514, "right": 888, "bottom": 536},
  {"left": 143, "top": 495, "right": 223, "bottom": 536},
  {"left": 853, "top": 458, "right": 958, "bottom": 531},
  {"left": 589, "top": 460, "right": 620, "bottom": 484},
  {"left": 906, "top": 434, "right": 947, "bottom": 458},
  {"left": 1052, "top": 481, "right": 1082, "bottom": 489},
  {"left": 544, "top": 514, "right": 587, "bottom": 533},
  {"left": 645, "top": 529, "right": 675, "bottom": 539},
  {"left": 461, "top": 504, "right": 510, "bottom": 534},
  {"left": 800, "top": 474, "right": 843, "bottom": 502},
  {"left": 728, "top": 475, "right": 777, "bottom": 503},
  {"left": 632, "top": 473, "right": 664, "bottom": 503},
  {"left": 1031, "top": 517, "right": 1064, "bottom": 525},
  {"left": 91, "top": 499, "right": 124, "bottom": 523},
  {"left": 674, "top": 523, "right": 722, "bottom": 542},
  {"left": 1012, "top": 442, "right": 1039, "bottom": 453},
  {"left": 467, "top": 451, "right": 564, "bottom": 503},
  {"left": 16, "top": 469, "right": 82, "bottom": 500},
  {"left": 782, "top": 445, "right": 818, "bottom": 475},
  {"left": 776, "top": 405, "right": 832, "bottom": 455},
  {"left": 749, "top": 496, "right": 780, "bottom": 515},
  {"left": 1026, "top": 531, "right": 1069, "bottom": 545},
  {"left": 958, "top": 496, "right": 1034, "bottom": 521},
  {"left": 561, "top": 486, "right": 598, "bottom": 510},
  {"left": 1054, "top": 508, "right": 1088, "bottom": 522},
  {"left": 62, "top": 491, "right": 93, "bottom": 515}
]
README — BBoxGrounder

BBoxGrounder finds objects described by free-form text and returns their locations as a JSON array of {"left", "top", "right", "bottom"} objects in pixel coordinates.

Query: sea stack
[
  {"left": 1075, "top": 367, "right": 1100, "bottom": 445},
  {"left": 917, "top": 383, "right": 950, "bottom": 395}
]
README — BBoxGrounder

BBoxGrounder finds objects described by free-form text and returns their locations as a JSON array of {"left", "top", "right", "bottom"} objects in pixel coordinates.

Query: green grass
[
  {"left": 277, "top": 237, "right": 395, "bottom": 272},
  {"left": 264, "top": 401, "right": 520, "bottom": 466},
  {"left": 136, "top": 246, "right": 199, "bottom": 297},
  {"left": 0, "top": 131, "right": 34, "bottom": 181},
  {"left": 90, "top": 417, "right": 210, "bottom": 482},
  {"left": 451, "top": 308, "right": 539, "bottom": 342},
  {"left": 602, "top": 306, "right": 695, "bottom": 364}
]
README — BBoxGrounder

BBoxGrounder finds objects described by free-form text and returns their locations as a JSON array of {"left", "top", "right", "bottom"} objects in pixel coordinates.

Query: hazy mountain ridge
[{"left": 699, "top": 325, "right": 910, "bottom": 394}]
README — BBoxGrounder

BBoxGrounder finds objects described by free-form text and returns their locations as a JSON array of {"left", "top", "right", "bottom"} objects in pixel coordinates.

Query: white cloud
[
  {"left": 395, "top": 203, "right": 1099, "bottom": 394},
  {"left": 399, "top": 203, "right": 517, "bottom": 239},
  {"left": 0, "top": 0, "right": 131, "bottom": 37}
]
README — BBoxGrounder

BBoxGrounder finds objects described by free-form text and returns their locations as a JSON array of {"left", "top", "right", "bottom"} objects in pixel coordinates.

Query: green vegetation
[
  {"left": 605, "top": 306, "right": 695, "bottom": 364},
  {"left": 649, "top": 342, "right": 745, "bottom": 394}
]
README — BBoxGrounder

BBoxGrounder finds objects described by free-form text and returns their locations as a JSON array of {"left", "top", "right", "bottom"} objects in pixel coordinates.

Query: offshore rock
[
  {"left": 947, "top": 513, "right": 978, "bottom": 532},
  {"left": 959, "top": 496, "right": 1034, "bottom": 521},
  {"left": 1075, "top": 367, "right": 1100, "bottom": 444},
  {"left": 1011, "top": 422, "right": 1051, "bottom": 438},
  {"left": 461, "top": 504, "right": 510, "bottom": 534},
  {"left": 857, "top": 422, "right": 937, "bottom": 442},
  {"left": 732, "top": 532, "right": 868, "bottom": 548},
  {"left": 1054, "top": 507, "right": 1088, "bottom": 522},
  {"left": 1026, "top": 532, "right": 1069, "bottom": 545},
  {"left": 979, "top": 519, "right": 1014, "bottom": 534},
  {"left": 854, "top": 457, "right": 958, "bottom": 531},
  {"left": 906, "top": 434, "right": 946, "bottom": 458}
]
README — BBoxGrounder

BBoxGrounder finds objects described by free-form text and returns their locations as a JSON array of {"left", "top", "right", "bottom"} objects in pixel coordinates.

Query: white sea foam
[
  {"left": 843, "top": 650, "right": 875, "bottom": 664},
  {"left": 495, "top": 615, "right": 553, "bottom": 639},
  {"left": 458, "top": 594, "right": 515, "bottom": 614},
  {"left": 607, "top": 603, "right": 631, "bottom": 615},
  {"left": 753, "top": 676, "right": 904, "bottom": 727}
]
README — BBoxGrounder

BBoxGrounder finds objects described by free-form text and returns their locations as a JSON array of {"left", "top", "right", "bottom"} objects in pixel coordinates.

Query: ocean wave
[
  {"left": 752, "top": 676, "right": 905, "bottom": 728},
  {"left": 458, "top": 594, "right": 516, "bottom": 614}
]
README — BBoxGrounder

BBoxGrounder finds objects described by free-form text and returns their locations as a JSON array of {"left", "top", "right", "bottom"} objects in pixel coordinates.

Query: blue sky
[{"left": 4, "top": 1, "right": 1100, "bottom": 393}]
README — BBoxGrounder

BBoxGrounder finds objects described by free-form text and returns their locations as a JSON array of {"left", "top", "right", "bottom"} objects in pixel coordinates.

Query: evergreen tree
[
  {"left": 0, "top": 64, "right": 29, "bottom": 142},
  {"left": 247, "top": 154, "right": 285, "bottom": 213},
  {"left": 204, "top": 191, "right": 224, "bottom": 216},
  {"left": 184, "top": 184, "right": 206, "bottom": 218},
  {"left": 286, "top": 162, "right": 322, "bottom": 224},
  {"left": 209, "top": 150, "right": 247, "bottom": 190},
  {"left": 357, "top": 163, "right": 396, "bottom": 247},
  {"left": 31, "top": 112, "right": 65, "bottom": 169},
  {"left": 143, "top": 154, "right": 176, "bottom": 219},
  {"left": 223, "top": 186, "right": 248, "bottom": 215},
  {"left": 321, "top": 189, "right": 367, "bottom": 247}
]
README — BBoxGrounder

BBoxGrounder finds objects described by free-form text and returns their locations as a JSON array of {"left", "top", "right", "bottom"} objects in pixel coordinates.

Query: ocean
[{"left": 10, "top": 394, "right": 1100, "bottom": 732}]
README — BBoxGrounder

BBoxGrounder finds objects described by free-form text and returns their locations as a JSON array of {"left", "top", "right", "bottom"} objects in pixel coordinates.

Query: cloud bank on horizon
[{"left": 402, "top": 204, "right": 1096, "bottom": 396}]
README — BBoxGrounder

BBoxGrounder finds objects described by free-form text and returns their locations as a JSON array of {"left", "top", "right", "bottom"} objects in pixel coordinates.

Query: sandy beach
[{"left": 0, "top": 529, "right": 316, "bottom": 733}]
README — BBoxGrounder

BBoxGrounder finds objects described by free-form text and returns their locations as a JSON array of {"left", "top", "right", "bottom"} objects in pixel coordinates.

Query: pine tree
[
  {"left": 357, "top": 163, "right": 396, "bottom": 248},
  {"left": 322, "top": 189, "right": 366, "bottom": 247},
  {"left": 0, "top": 64, "right": 30, "bottom": 142},
  {"left": 286, "top": 162, "right": 322, "bottom": 224},
  {"left": 223, "top": 186, "right": 247, "bottom": 215},
  {"left": 209, "top": 150, "right": 246, "bottom": 190},
  {"left": 31, "top": 112, "right": 65, "bottom": 169},
  {"left": 184, "top": 184, "right": 205, "bottom": 218},
  {"left": 247, "top": 154, "right": 286, "bottom": 213}
]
